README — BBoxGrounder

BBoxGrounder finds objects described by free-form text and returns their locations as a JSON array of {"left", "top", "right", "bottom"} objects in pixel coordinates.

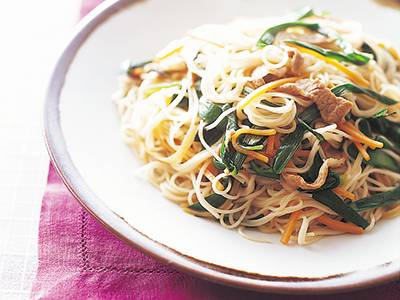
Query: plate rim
[{"left": 44, "top": 0, "right": 400, "bottom": 294}]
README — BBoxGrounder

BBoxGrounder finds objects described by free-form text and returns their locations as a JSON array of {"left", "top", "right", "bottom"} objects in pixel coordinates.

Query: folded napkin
[{"left": 32, "top": 1, "right": 399, "bottom": 298}]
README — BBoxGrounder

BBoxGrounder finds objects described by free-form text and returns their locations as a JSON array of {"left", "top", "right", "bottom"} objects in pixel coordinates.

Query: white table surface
[{"left": 0, "top": 1, "right": 80, "bottom": 299}]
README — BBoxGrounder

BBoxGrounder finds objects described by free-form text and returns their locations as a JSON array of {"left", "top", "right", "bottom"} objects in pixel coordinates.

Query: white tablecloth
[{"left": 0, "top": 2, "right": 80, "bottom": 299}]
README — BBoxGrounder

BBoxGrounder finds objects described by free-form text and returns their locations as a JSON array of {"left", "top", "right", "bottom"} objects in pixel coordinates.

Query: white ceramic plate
[{"left": 45, "top": 0, "right": 400, "bottom": 293}]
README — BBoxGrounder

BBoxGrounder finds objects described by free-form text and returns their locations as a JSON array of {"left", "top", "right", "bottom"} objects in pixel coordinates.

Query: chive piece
[
  {"left": 287, "top": 40, "right": 370, "bottom": 65},
  {"left": 298, "top": 118, "right": 325, "bottom": 141},
  {"left": 199, "top": 103, "right": 231, "bottom": 146},
  {"left": 249, "top": 161, "right": 280, "bottom": 179},
  {"left": 368, "top": 150, "right": 400, "bottom": 173},
  {"left": 358, "top": 119, "right": 372, "bottom": 137},
  {"left": 213, "top": 158, "right": 226, "bottom": 170},
  {"left": 143, "top": 82, "right": 180, "bottom": 98},
  {"left": 371, "top": 108, "right": 396, "bottom": 119},
  {"left": 273, "top": 104, "right": 320, "bottom": 174},
  {"left": 257, "top": 22, "right": 324, "bottom": 48},
  {"left": 348, "top": 143, "right": 399, "bottom": 173},
  {"left": 297, "top": 7, "right": 317, "bottom": 20},
  {"left": 361, "top": 42, "right": 377, "bottom": 61},
  {"left": 240, "top": 144, "right": 264, "bottom": 151},
  {"left": 350, "top": 186, "right": 400, "bottom": 212},
  {"left": 198, "top": 101, "right": 223, "bottom": 125},
  {"left": 312, "top": 190, "right": 369, "bottom": 229},
  {"left": 272, "top": 126, "right": 305, "bottom": 174},
  {"left": 331, "top": 83, "right": 397, "bottom": 105},
  {"left": 188, "top": 194, "right": 226, "bottom": 212}
]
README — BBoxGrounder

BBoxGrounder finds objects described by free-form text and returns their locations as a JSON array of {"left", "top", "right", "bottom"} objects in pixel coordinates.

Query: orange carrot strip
[
  {"left": 317, "top": 215, "right": 364, "bottom": 234},
  {"left": 281, "top": 210, "right": 302, "bottom": 245},
  {"left": 354, "top": 141, "right": 371, "bottom": 161},
  {"left": 333, "top": 187, "right": 356, "bottom": 201},
  {"left": 265, "top": 134, "right": 276, "bottom": 157},
  {"left": 338, "top": 122, "right": 383, "bottom": 149}
]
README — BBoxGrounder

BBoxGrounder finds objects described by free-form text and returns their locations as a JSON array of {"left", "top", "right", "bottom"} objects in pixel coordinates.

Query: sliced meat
[
  {"left": 250, "top": 48, "right": 304, "bottom": 88},
  {"left": 320, "top": 141, "right": 348, "bottom": 164},
  {"left": 275, "top": 31, "right": 336, "bottom": 47},
  {"left": 276, "top": 78, "right": 353, "bottom": 123},
  {"left": 287, "top": 48, "right": 304, "bottom": 75},
  {"left": 281, "top": 158, "right": 344, "bottom": 190}
]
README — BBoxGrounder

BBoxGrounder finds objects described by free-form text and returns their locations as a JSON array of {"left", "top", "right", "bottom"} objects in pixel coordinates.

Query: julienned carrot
[
  {"left": 231, "top": 128, "right": 276, "bottom": 164},
  {"left": 333, "top": 187, "right": 356, "bottom": 201},
  {"left": 272, "top": 134, "right": 281, "bottom": 156},
  {"left": 206, "top": 163, "right": 219, "bottom": 177},
  {"left": 354, "top": 141, "right": 371, "bottom": 161},
  {"left": 338, "top": 122, "right": 383, "bottom": 149},
  {"left": 281, "top": 210, "right": 302, "bottom": 245},
  {"left": 265, "top": 134, "right": 276, "bottom": 156},
  {"left": 317, "top": 214, "right": 364, "bottom": 234}
]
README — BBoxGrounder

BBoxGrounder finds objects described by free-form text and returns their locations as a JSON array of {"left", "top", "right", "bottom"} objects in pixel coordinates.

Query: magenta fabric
[
  {"left": 31, "top": 1, "right": 399, "bottom": 298},
  {"left": 31, "top": 164, "right": 399, "bottom": 299}
]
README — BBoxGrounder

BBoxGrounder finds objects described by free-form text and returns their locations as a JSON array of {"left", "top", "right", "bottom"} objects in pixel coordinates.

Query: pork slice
[
  {"left": 250, "top": 49, "right": 304, "bottom": 88},
  {"left": 276, "top": 79, "right": 353, "bottom": 123}
]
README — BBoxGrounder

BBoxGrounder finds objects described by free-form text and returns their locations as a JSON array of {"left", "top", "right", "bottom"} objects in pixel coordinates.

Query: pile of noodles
[{"left": 112, "top": 11, "right": 400, "bottom": 245}]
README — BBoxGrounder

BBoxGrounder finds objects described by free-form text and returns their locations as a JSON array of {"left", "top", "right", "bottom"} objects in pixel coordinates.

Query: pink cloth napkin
[
  {"left": 31, "top": 165, "right": 399, "bottom": 299},
  {"left": 31, "top": 1, "right": 399, "bottom": 298}
]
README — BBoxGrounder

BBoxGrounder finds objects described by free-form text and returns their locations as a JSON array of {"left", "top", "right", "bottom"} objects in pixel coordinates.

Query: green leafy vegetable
[
  {"left": 361, "top": 42, "right": 377, "bottom": 61},
  {"left": 257, "top": 22, "right": 324, "bottom": 48},
  {"left": 272, "top": 126, "right": 305, "bottom": 175},
  {"left": 371, "top": 108, "right": 396, "bottom": 119},
  {"left": 249, "top": 161, "right": 280, "bottom": 179},
  {"left": 198, "top": 102, "right": 230, "bottom": 145},
  {"left": 213, "top": 158, "right": 226, "bottom": 170},
  {"left": 287, "top": 40, "right": 370, "bottom": 65},
  {"left": 331, "top": 83, "right": 398, "bottom": 105},
  {"left": 297, "top": 118, "right": 325, "bottom": 141},
  {"left": 312, "top": 190, "right": 369, "bottom": 229},
  {"left": 348, "top": 144, "right": 400, "bottom": 173},
  {"left": 220, "top": 111, "right": 245, "bottom": 175},
  {"left": 199, "top": 101, "right": 223, "bottom": 125},
  {"left": 273, "top": 105, "right": 320, "bottom": 174},
  {"left": 358, "top": 119, "right": 372, "bottom": 137},
  {"left": 350, "top": 186, "right": 400, "bottom": 212},
  {"left": 368, "top": 150, "right": 400, "bottom": 173},
  {"left": 188, "top": 194, "right": 226, "bottom": 212}
]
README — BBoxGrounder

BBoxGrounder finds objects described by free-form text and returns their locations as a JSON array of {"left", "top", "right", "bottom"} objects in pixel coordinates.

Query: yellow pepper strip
[
  {"left": 287, "top": 42, "right": 369, "bottom": 87},
  {"left": 378, "top": 43, "right": 400, "bottom": 64},
  {"left": 236, "top": 77, "right": 299, "bottom": 119},
  {"left": 155, "top": 45, "right": 184, "bottom": 62},
  {"left": 231, "top": 128, "right": 276, "bottom": 164}
]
